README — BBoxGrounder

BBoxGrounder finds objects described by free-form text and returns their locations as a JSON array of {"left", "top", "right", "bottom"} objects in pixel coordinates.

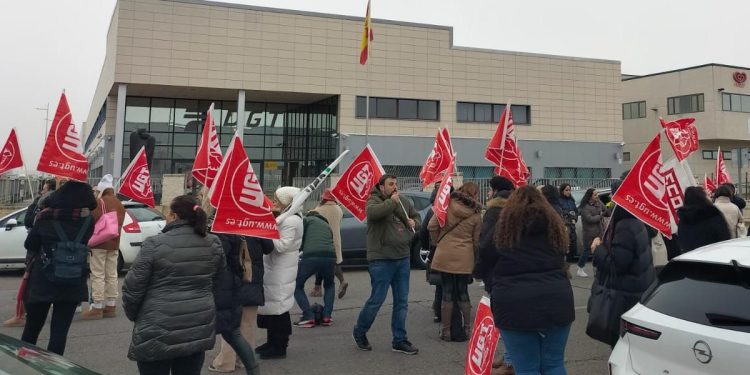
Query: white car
[
  {"left": 609, "top": 239, "right": 750, "bottom": 374},
  {"left": 0, "top": 201, "right": 165, "bottom": 271}
]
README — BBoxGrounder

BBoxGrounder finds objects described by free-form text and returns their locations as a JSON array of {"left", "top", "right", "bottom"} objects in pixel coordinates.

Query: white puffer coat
[{"left": 258, "top": 214, "right": 303, "bottom": 315}]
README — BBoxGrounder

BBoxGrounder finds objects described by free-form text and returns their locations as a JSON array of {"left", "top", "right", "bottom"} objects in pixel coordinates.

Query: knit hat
[
  {"left": 321, "top": 188, "right": 336, "bottom": 202},
  {"left": 275, "top": 186, "right": 300, "bottom": 207},
  {"left": 489, "top": 176, "right": 515, "bottom": 192},
  {"left": 96, "top": 174, "right": 114, "bottom": 192}
]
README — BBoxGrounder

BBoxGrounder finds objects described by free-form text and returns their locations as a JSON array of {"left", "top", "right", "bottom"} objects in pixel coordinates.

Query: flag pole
[{"left": 13, "top": 128, "right": 35, "bottom": 201}]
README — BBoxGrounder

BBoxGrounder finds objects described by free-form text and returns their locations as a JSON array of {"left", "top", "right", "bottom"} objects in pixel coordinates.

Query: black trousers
[
  {"left": 257, "top": 312, "right": 291, "bottom": 348},
  {"left": 440, "top": 273, "right": 470, "bottom": 303},
  {"left": 136, "top": 352, "right": 205, "bottom": 375},
  {"left": 21, "top": 301, "right": 78, "bottom": 355}
]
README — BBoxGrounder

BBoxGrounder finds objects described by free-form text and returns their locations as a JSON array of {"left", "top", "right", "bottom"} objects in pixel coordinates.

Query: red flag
[
  {"left": 192, "top": 103, "right": 223, "bottom": 188},
  {"left": 37, "top": 92, "right": 88, "bottom": 181},
  {"left": 716, "top": 146, "right": 732, "bottom": 185},
  {"left": 465, "top": 296, "right": 501, "bottom": 375},
  {"left": 331, "top": 145, "right": 384, "bottom": 222},
  {"left": 432, "top": 159, "right": 454, "bottom": 227},
  {"left": 359, "top": 0, "right": 374, "bottom": 65},
  {"left": 611, "top": 134, "right": 671, "bottom": 237},
  {"left": 485, "top": 105, "right": 529, "bottom": 186},
  {"left": 661, "top": 157, "right": 694, "bottom": 235},
  {"left": 0, "top": 129, "right": 24, "bottom": 176},
  {"left": 420, "top": 128, "right": 454, "bottom": 189},
  {"left": 118, "top": 146, "right": 155, "bottom": 207},
  {"left": 660, "top": 117, "right": 698, "bottom": 161},
  {"left": 704, "top": 174, "right": 716, "bottom": 193},
  {"left": 211, "top": 135, "right": 279, "bottom": 240}
]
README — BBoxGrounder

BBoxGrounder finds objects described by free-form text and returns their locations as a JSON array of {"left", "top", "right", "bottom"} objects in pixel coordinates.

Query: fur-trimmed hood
[
  {"left": 486, "top": 190, "right": 512, "bottom": 209},
  {"left": 448, "top": 191, "right": 482, "bottom": 218}
]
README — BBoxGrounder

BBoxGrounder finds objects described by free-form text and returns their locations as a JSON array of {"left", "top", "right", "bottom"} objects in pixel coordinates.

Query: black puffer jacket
[
  {"left": 474, "top": 191, "right": 510, "bottom": 293},
  {"left": 239, "top": 236, "right": 275, "bottom": 307},
  {"left": 122, "top": 220, "right": 225, "bottom": 362},
  {"left": 490, "top": 235, "right": 574, "bottom": 331},
  {"left": 213, "top": 233, "right": 243, "bottom": 334},
  {"left": 593, "top": 215, "right": 655, "bottom": 294},
  {"left": 677, "top": 204, "right": 731, "bottom": 253}
]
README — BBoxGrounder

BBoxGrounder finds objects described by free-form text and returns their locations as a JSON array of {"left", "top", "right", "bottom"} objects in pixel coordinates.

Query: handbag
[
  {"left": 88, "top": 199, "right": 120, "bottom": 247},
  {"left": 240, "top": 239, "right": 252, "bottom": 283}
]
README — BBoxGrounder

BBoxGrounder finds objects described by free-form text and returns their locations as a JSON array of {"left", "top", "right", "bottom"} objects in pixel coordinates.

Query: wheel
[{"left": 410, "top": 237, "right": 428, "bottom": 269}]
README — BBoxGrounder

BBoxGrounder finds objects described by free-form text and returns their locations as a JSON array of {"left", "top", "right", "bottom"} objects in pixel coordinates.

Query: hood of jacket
[
  {"left": 678, "top": 204, "right": 723, "bottom": 224},
  {"left": 487, "top": 191, "right": 511, "bottom": 209},
  {"left": 448, "top": 191, "right": 482, "bottom": 220}
]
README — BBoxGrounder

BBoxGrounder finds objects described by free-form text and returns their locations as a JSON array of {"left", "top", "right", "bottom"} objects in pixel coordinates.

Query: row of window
[
  {"left": 623, "top": 94, "right": 706, "bottom": 119},
  {"left": 355, "top": 96, "right": 532, "bottom": 124},
  {"left": 722, "top": 93, "right": 750, "bottom": 113}
]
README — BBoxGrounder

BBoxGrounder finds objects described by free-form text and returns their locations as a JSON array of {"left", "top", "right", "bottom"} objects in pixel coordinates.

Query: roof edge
[{"left": 623, "top": 63, "right": 750, "bottom": 81}]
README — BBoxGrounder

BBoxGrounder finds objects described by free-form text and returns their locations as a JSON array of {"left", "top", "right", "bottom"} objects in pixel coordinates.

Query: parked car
[
  {"left": 0, "top": 201, "right": 165, "bottom": 272},
  {"left": 0, "top": 333, "right": 99, "bottom": 374},
  {"left": 340, "top": 190, "right": 432, "bottom": 268},
  {"left": 609, "top": 238, "right": 750, "bottom": 374}
]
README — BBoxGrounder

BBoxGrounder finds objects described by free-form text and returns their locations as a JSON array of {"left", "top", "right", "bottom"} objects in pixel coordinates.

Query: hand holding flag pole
[{"left": 397, "top": 198, "right": 415, "bottom": 233}]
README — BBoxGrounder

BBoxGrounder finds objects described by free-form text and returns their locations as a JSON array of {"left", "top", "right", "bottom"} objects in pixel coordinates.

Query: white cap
[{"left": 97, "top": 174, "right": 114, "bottom": 192}]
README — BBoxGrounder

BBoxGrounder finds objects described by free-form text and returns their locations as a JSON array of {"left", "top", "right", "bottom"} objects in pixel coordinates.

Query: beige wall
[{"left": 95, "top": 0, "right": 621, "bottom": 144}]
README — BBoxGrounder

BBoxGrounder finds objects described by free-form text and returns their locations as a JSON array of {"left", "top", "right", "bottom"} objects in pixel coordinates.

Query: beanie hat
[
  {"left": 275, "top": 186, "right": 300, "bottom": 207},
  {"left": 97, "top": 174, "right": 114, "bottom": 192},
  {"left": 489, "top": 176, "right": 515, "bottom": 192}
]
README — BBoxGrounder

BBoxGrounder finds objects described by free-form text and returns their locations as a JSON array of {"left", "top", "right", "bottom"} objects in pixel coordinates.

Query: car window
[
  {"left": 126, "top": 207, "right": 164, "bottom": 222},
  {"left": 410, "top": 196, "right": 431, "bottom": 211},
  {"left": 642, "top": 261, "right": 750, "bottom": 333},
  {"left": 0, "top": 210, "right": 26, "bottom": 226}
]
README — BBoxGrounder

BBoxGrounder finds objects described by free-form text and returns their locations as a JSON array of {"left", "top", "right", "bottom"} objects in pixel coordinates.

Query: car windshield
[
  {"left": 641, "top": 260, "right": 750, "bottom": 333},
  {"left": 126, "top": 207, "right": 164, "bottom": 222}
]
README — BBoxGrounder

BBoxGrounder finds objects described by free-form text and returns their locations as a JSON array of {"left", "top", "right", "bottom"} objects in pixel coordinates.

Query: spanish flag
[{"left": 359, "top": 0, "right": 373, "bottom": 65}]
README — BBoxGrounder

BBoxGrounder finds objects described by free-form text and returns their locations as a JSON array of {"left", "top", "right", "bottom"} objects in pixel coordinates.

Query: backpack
[{"left": 41, "top": 216, "right": 92, "bottom": 284}]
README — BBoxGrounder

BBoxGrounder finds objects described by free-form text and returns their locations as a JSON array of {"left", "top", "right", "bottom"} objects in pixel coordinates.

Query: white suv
[{"left": 609, "top": 239, "right": 750, "bottom": 374}]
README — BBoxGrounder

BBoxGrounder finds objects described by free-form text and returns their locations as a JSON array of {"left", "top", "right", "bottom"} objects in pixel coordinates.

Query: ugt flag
[
  {"left": 661, "top": 157, "right": 695, "bottom": 235},
  {"left": 660, "top": 117, "right": 698, "bottom": 162},
  {"left": 704, "top": 174, "right": 716, "bottom": 193},
  {"left": 485, "top": 104, "right": 529, "bottom": 186},
  {"left": 465, "top": 296, "right": 500, "bottom": 375},
  {"left": 192, "top": 102, "right": 223, "bottom": 188},
  {"left": 420, "top": 128, "right": 454, "bottom": 189},
  {"left": 331, "top": 145, "right": 384, "bottom": 222},
  {"left": 0, "top": 129, "right": 24, "bottom": 176},
  {"left": 716, "top": 146, "right": 732, "bottom": 185},
  {"left": 211, "top": 135, "right": 279, "bottom": 240},
  {"left": 432, "top": 159, "right": 455, "bottom": 227},
  {"left": 37, "top": 92, "right": 88, "bottom": 181},
  {"left": 119, "top": 146, "right": 155, "bottom": 207}
]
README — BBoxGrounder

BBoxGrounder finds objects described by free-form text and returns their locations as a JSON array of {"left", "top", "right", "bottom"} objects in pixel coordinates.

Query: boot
[
  {"left": 432, "top": 296, "right": 441, "bottom": 323},
  {"left": 255, "top": 342, "right": 271, "bottom": 355},
  {"left": 439, "top": 302, "right": 453, "bottom": 341},
  {"left": 103, "top": 305, "right": 116, "bottom": 318},
  {"left": 260, "top": 333, "right": 287, "bottom": 360},
  {"left": 81, "top": 306, "right": 103, "bottom": 320},
  {"left": 457, "top": 301, "right": 472, "bottom": 338},
  {"left": 3, "top": 315, "right": 25, "bottom": 327}
]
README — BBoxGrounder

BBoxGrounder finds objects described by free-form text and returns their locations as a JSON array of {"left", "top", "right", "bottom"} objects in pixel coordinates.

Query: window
[
  {"left": 622, "top": 101, "right": 647, "bottom": 120},
  {"left": 702, "top": 150, "right": 732, "bottom": 160},
  {"left": 456, "top": 102, "right": 531, "bottom": 125},
  {"left": 355, "top": 96, "right": 439, "bottom": 121},
  {"left": 722, "top": 93, "right": 750, "bottom": 113},
  {"left": 667, "top": 94, "right": 704, "bottom": 115},
  {"left": 622, "top": 152, "right": 631, "bottom": 162}
]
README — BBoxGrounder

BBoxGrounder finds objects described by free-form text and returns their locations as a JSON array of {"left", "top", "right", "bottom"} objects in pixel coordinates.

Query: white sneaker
[{"left": 576, "top": 267, "right": 588, "bottom": 278}]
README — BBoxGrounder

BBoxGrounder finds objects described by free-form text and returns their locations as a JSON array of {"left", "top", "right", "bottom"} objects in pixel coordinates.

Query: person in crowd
[
  {"left": 427, "top": 182, "right": 482, "bottom": 341},
  {"left": 714, "top": 185, "right": 744, "bottom": 239},
  {"left": 721, "top": 183, "right": 746, "bottom": 210},
  {"left": 558, "top": 183, "right": 579, "bottom": 263},
  {"left": 21, "top": 179, "right": 97, "bottom": 355},
  {"left": 353, "top": 174, "right": 421, "bottom": 355},
  {"left": 474, "top": 176, "right": 515, "bottom": 374},
  {"left": 677, "top": 186, "right": 731, "bottom": 253},
  {"left": 81, "top": 175, "right": 126, "bottom": 320},
  {"left": 256, "top": 186, "right": 303, "bottom": 360},
  {"left": 491, "top": 186, "right": 574, "bottom": 375},
  {"left": 122, "top": 195, "right": 224, "bottom": 375},
  {"left": 422, "top": 183, "right": 442, "bottom": 323},
  {"left": 24, "top": 179, "right": 56, "bottom": 229},
  {"left": 293, "top": 210, "right": 336, "bottom": 328},
  {"left": 576, "top": 188, "right": 605, "bottom": 278},
  {"left": 591, "top": 181, "right": 655, "bottom": 347},
  {"left": 309, "top": 189, "right": 347, "bottom": 299}
]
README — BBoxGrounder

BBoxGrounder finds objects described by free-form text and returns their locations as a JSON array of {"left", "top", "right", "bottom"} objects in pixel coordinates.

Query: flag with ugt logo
[
  {"left": 0, "top": 129, "right": 24, "bottom": 176},
  {"left": 716, "top": 146, "right": 732, "bottom": 185},
  {"left": 660, "top": 157, "right": 695, "bottom": 235},
  {"left": 211, "top": 135, "right": 279, "bottom": 240},
  {"left": 118, "top": 146, "right": 155, "bottom": 208},
  {"left": 704, "top": 174, "right": 716, "bottom": 193},
  {"left": 485, "top": 104, "right": 529, "bottom": 186},
  {"left": 331, "top": 145, "right": 384, "bottom": 222},
  {"left": 433, "top": 158, "right": 455, "bottom": 227},
  {"left": 465, "top": 296, "right": 500, "bottom": 375},
  {"left": 420, "top": 128, "right": 454, "bottom": 189},
  {"left": 37, "top": 92, "right": 88, "bottom": 181},
  {"left": 660, "top": 117, "right": 698, "bottom": 162},
  {"left": 192, "top": 102, "right": 223, "bottom": 188}
]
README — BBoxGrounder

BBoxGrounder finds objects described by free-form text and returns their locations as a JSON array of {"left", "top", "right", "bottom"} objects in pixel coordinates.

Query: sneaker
[
  {"left": 576, "top": 267, "right": 588, "bottom": 278},
  {"left": 392, "top": 340, "right": 418, "bottom": 355},
  {"left": 294, "top": 319, "right": 315, "bottom": 328},
  {"left": 321, "top": 317, "right": 333, "bottom": 326},
  {"left": 353, "top": 332, "right": 372, "bottom": 351}
]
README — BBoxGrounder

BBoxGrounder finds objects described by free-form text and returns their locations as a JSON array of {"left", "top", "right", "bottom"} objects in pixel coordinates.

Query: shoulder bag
[
  {"left": 426, "top": 217, "right": 467, "bottom": 286},
  {"left": 88, "top": 199, "right": 120, "bottom": 247}
]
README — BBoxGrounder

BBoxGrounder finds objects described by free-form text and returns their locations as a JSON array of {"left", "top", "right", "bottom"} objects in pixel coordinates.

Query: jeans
[
  {"left": 314, "top": 264, "right": 345, "bottom": 286},
  {"left": 221, "top": 328, "right": 258, "bottom": 372},
  {"left": 136, "top": 352, "right": 204, "bottom": 375},
  {"left": 212, "top": 306, "right": 258, "bottom": 371},
  {"left": 577, "top": 242, "right": 591, "bottom": 268},
  {"left": 501, "top": 324, "right": 571, "bottom": 375},
  {"left": 353, "top": 258, "right": 410, "bottom": 345},
  {"left": 294, "top": 257, "right": 335, "bottom": 319},
  {"left": 21, "top": 301, "right": 78, "bottom": 355}
]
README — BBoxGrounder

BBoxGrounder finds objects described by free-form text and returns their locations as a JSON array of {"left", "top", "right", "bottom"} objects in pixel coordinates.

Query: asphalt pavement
[{"left": 0, "top": 264, "right": 611, "bottom": 374}]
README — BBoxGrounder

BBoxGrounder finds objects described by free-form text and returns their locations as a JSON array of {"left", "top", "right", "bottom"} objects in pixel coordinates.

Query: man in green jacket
[
  {"left": 353, "top": 174, "right": 421, "bottom": 355},
  {"left": 293, "top": 211, "right": 337, "bottom": 328}
]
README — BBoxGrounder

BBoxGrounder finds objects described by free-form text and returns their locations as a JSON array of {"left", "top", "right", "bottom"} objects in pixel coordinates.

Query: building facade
[
  {"left": 622, "top": 64, "right": 750, "bottom": 192},
  {"left": 84, "top": 0, "right": 624, "bottom": 198}
]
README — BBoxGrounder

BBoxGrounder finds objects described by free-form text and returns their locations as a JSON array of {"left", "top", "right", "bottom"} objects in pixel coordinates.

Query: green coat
[
  {"left": 366, "top": 187, "right": 421, "bottom": 261},
  {"left": 300, "top": 211, "right": 336, "bottom": 259}
]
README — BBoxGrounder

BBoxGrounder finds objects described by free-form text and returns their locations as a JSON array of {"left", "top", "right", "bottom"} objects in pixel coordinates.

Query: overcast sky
[{"left": 1, "top": 0, "right": 748, "bottom": 169}]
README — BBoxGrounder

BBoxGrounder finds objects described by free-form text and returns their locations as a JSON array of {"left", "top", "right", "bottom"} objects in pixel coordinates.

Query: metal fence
[{"left": 0, "top": 177, "right": 46, "bottom": 207}]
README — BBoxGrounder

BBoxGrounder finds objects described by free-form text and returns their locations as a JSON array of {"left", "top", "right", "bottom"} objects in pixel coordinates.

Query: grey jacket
[{"left": 122, "top": 220, "right": 225, "bottom": 362}]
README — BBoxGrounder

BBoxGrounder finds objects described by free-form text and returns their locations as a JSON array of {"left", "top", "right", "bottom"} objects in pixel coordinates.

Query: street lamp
[{"left": 34, "top": 103, "right": 50, "bottom": 140}]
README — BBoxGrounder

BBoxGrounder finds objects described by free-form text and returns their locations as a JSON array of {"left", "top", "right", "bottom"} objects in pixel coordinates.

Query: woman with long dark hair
[
  {"left": 577, "top": 188, "right": 605, "bottom": 278},
  {"left": 677, "top": 186, "right": 731, "bottom": 253},
  {"left": 123, "top": 195, "right": 225, "bottom": 375},
  {"left": 491, "top": 186, "right": 574, "bottom": 374},
  {"left": 558, "top": 183, "right": 579, "bottom": 263}
]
